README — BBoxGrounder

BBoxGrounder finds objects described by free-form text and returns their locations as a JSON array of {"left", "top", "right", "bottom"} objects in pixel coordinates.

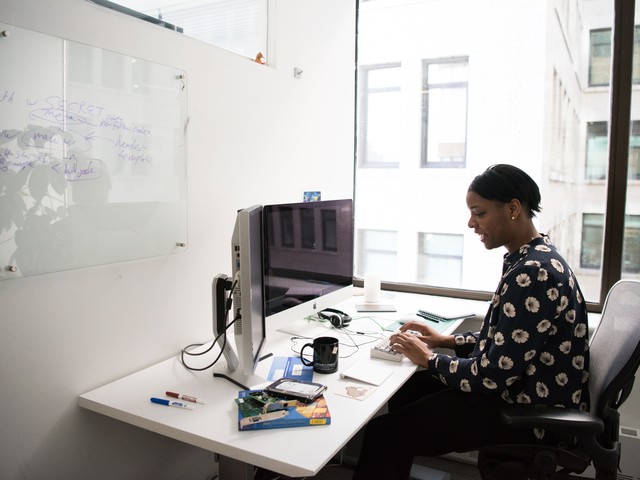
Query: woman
[{"left": 353, "top": 164, "right": 590, "bottom": 480}]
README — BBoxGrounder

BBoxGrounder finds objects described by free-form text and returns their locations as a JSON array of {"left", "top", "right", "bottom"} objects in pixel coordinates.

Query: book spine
[{"left": 239, "top": 417, "right": 331, "bottom": 431}]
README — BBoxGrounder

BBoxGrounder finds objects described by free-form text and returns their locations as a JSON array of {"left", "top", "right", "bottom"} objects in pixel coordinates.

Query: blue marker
[{"left": 150, "top": 397, "right": 193, "bottom": 410}]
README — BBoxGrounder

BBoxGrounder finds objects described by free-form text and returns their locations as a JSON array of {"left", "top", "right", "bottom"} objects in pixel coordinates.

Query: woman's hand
[
  {"left": 397, "top": 321, "right": 455, "bottom": 349},
  {"left": 388, "top": 330, "right": 434, "bottom": 368}
]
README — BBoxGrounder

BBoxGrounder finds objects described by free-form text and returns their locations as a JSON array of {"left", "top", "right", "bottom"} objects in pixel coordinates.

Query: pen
[
  {"left": 166, "top": 391, "right": 207, "bottom": 404},
  {"left": 150, "top": 397, "right": 194, "bottom": 410}
]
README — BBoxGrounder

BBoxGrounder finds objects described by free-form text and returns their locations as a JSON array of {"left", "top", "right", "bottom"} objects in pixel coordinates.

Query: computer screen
[{"left": 262, "top": 199, "right": 354, "bottom": 325}]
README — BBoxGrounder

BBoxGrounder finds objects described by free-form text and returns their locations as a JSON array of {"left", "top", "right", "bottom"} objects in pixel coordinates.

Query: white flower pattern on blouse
[{"left": 427, "top": 236, "right": 590, "bottom": 439}]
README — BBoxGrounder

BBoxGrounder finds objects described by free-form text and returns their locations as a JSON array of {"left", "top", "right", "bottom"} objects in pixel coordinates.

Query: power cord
[{"left": 180, "top": 277, "right": 238, "bottom": 371}]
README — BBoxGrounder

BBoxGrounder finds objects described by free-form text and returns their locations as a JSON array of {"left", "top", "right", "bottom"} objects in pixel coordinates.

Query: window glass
[
  {"left": 358, "top": 64, "right": 402, "bottom": 166},
  {"left": 626, "top": 7, "right": 640, "bottom": 276},
  {"left": 630, "top": 121, "right": 640, "bottom": 180},
  {"left": 357, "top": 230, "right": 398, "bottom": 280},
  {"left": 589, "top": 26, "right": 640, "bottom": 86},
  {"left": 581, "top": 214, "right": 604, "bottom": 269},
  {"left": 623, "top": 215, "right": 640, "bottom": 273},
  {"left": 586, "top": 122, "right": 608, "bottom": 180},
  {"left": 581, "top": 213, "right": 640, "bottom": 274},
  {"left": 94, "top": 0, "right": 267, "bottom": 61},
  {"left": 418, "top": 233, "right": 463, "bottom": 287},
  {"left": 422, "top": 59, "right": 468, "bottom": 167},
  {"left": 354, "top": 0, "right": 640, "bottom": 303},
  {"left": 590, "top": 29, "right": 612, "bottom": 87}
]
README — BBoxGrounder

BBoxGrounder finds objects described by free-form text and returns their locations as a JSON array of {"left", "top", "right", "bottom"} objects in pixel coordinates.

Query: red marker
[{"left": 166, "top": 391, "right": 206, "bottom": 404}]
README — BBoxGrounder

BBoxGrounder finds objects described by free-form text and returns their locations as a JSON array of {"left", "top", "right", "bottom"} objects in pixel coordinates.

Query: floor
[{"left": 309, "top": 456, "right": 482, "bottom": 480}]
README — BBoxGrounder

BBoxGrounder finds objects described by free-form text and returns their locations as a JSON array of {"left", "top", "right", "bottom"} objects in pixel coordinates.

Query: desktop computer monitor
[
  {"left": 212, "top": 199, "right": 353, "bottom": 389},
  {"left": 262, "top": 199, "right": 354, "bottom": 326},
  {"left": 212, "top": 205, "right": 266, "bottom": 389}
]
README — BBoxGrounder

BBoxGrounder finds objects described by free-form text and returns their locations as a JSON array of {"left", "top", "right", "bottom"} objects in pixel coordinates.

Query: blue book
[{"left": 267, "top": 356, "right": 314, "bottom": 382}]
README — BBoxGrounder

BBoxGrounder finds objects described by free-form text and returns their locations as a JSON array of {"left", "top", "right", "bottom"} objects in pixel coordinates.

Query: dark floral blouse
[{"left": 427, "top": 235, "right": 590, "bottom": 435}]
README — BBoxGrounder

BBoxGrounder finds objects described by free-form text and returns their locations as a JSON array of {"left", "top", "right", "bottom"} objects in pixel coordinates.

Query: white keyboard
[
  {"left": 370, "top": 330, "right": 420, "bottom": 362},
  {"left": 370, "top": 336, "right": 404, "bottom": 362}
]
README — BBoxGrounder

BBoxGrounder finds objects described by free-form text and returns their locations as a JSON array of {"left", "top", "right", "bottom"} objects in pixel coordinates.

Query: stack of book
[{"left": 235, "top": 389, "right": 331, "bottom": 431}]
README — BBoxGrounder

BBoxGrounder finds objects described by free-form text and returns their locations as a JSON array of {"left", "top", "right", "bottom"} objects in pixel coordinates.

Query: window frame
[
  {"left": 357, "top": 63, "right": 402, "bottom": 168},
  {"left": 421, "top": 57, "right": 469, "bottom": 169}
]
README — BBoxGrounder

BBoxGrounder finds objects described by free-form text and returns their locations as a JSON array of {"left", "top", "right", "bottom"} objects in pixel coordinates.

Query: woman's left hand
[{"left": 389, "top": 331, "right": 433, "bottom": 368}]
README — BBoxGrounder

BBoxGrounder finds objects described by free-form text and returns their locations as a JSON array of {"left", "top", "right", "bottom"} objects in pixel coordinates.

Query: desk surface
[{"left": 78, "top": 291, "right": 485, "bottom": 477}]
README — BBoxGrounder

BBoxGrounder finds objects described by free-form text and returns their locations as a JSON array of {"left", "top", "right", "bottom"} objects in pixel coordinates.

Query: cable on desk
[{"left": 180, "top": 278, "right": 238, "bottom": 372}]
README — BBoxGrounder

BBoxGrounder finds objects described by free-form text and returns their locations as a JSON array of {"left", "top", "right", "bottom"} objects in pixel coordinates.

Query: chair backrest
[{"left": 588, "top": 279, "right": 640, "bottom": 422}]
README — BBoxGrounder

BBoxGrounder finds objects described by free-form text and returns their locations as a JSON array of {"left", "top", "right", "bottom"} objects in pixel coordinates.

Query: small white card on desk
[
  {"left": 335, "top": 384, "right": 377, "bottom": 401},
  {"left": 339, "top": 361, "right": 393, "bottom": 386}
]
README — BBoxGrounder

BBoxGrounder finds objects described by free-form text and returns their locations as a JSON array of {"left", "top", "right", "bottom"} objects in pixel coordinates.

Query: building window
[
  {"left": 630, "top": 121, "right": 640, "bottom": 181},
  {"left": 421, "top": 58, "right": 468, "bottom": 168},
  {"left": 357, "top": 229, "right": 398, "bottom": 280},
  {"left": 357, "top": 64, "right": 402, "bottom": 167},
  {"left": 418, "top": 233, "right": 463, "bottom": 287},
  {"left": 581, "top": 213, "right": 604, "bottom": 269},
  {"left": 586, "top": 122, "right": 608, "bottom": 180},
  {"left": 589, "top": 26, "right": 640, "bottom": 87},
  {"left": 581, "top": 213, "right": 640, "bottom": 273},
  {"left": 586, "top": 121, "right": 640, "bottom": 181},
  {"left": 623, "top": 215, "right": 640, "bottom": 273}
]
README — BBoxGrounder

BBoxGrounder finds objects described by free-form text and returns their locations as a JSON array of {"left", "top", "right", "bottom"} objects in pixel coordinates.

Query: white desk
[{"left": 78, "top": 292, "right": 485, "bottom": 479}]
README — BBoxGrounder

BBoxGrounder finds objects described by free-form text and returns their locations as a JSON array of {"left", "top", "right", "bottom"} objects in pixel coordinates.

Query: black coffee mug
[{"left": 300, "top": 336, "right": 339, "bottom": 374}]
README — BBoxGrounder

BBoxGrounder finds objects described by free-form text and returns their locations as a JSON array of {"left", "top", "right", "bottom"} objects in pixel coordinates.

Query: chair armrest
[{"left": 500, "top": 405, "right": 604, "bottom": 436}]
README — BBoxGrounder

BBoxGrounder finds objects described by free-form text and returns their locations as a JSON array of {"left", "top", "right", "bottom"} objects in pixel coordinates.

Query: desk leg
[{"left": 218, "top": 455, "right": 254, "bottom": 480}]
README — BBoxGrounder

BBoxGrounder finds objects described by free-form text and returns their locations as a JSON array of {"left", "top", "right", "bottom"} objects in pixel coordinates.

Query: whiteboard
[{"left": 0, "top": 23, "right": 188, "bottom": 280}]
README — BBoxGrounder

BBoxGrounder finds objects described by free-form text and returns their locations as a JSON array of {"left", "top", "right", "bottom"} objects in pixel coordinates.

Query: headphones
[{"left": 318, "top": 308, "right": 352, "bottom": 328}]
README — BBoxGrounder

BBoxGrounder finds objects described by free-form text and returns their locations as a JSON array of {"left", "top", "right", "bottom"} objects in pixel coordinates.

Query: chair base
[{"left": 477, "top": 444, "right": 599, "bottom": 480}]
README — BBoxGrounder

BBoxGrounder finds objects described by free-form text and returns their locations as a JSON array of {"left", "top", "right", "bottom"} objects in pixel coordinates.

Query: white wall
[{"left": 0, "top": 1, "right": 356, "bottom": 478}]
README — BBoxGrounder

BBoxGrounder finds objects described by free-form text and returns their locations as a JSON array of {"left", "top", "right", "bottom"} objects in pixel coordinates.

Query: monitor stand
[{"left": 212, "top": 353, "right": 272, "bottom": 391}]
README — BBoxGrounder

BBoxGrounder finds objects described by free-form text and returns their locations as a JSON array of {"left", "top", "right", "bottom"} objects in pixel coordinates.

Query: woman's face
[{"left": 466, "top": 190, "right": 516, "bottom": 252}]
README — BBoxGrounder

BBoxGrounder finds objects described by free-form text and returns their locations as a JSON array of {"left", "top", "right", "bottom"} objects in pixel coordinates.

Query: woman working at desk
[{"left": 353, "top": 164, "right": 590, "bottom": 480}]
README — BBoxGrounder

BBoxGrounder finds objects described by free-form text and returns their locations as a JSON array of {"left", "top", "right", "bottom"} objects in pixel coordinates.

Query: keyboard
[
  {"left": 370, "top": 330, "right": 420, "bottom": 362},
  {"left": 370, "top": 336, "right": 404, "bottom": 362}
]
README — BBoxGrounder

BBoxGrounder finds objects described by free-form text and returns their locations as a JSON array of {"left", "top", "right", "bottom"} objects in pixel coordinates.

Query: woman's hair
[{"left": 468, "top": 164, "right": 541, "bottom": 218}]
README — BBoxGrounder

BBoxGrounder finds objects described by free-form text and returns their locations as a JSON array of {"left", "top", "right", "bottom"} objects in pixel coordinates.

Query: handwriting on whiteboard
[{"left": 0, "top": 90, "right": 155, "bottom": 180}]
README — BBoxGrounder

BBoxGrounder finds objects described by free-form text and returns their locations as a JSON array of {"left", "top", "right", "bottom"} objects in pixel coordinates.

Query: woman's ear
[{"left": 509, "top": 199, "right": 523, "bottom": 220}]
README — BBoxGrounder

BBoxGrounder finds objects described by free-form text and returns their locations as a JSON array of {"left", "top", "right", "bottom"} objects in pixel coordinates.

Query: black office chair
[{"left": 476, "top": 279, "right": 640, "bottom": 480}]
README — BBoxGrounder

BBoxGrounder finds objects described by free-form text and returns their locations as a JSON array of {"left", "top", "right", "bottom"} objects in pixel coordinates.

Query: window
[
  {"left": 357, "top": 230, "right": 398, "bottom": 280},
  {"left": 581, "top": 213, "right": 604, "bottom": 269},
  {"left": 357, "top": 64, "right": 402, "bottom": 167},
  {"left": 355, "top": 0, "right": 640, "bottom": 307},
  {"left": 418, "top": 233, "right": 463, "bottom": 287},
  {"left": 586, "top": 122, "right": 608, "bottom": 180},
  {"left": 590, "top": 29, "right": 613, "bottom": 87},
  {"left": 92, "top": 0, "right": 268, "bottom": 61},
  {"left": 589, "top": 26, "right": 640, "bottom": 87},
  {"left": 582, "top": 214, "right": 640, "bottom": 274},
  {"left": 586, "top": 121, "right": 640, "bottom": 180},
  {"left": 630, "top": 121, "right": 640, "bottom": 180},
  {"left": 421, "top": 58, "right": 468, "bottom": 168}
]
